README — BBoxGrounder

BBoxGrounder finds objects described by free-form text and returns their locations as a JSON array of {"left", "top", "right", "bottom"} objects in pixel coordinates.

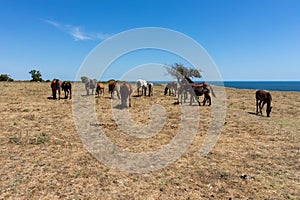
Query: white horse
[
  {"left": 83, "top": 78, "right": 97, "bottom": 95},
  {"left": 136, "top": 79, "right": 147, "bottom": 96},
  {"left": 147, "top": 82, "right": 153, "bottom": 96}
]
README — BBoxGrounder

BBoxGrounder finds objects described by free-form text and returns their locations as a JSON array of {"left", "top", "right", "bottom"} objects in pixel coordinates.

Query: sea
[{"left": 151, "top": 81, "right": 300, "bottom": 92}]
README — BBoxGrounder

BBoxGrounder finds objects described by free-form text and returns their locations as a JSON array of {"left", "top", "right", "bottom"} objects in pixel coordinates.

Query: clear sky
[{"left": 0, "top": 0, "right": 299, "bottom": 81}]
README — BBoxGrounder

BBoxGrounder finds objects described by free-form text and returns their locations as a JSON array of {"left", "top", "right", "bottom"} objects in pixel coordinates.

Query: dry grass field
[{"left": 0, "top": 82, "right": 299, "bottom": 199}]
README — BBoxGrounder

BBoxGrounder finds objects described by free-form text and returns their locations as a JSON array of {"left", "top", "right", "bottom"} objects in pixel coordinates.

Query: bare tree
[{"left": 165, "top": 63, "right": 202, "bottom": 82}]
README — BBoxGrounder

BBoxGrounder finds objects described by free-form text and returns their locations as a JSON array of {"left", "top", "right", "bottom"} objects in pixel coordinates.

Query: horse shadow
[
  {"left": 113, "top": 104, "right": 129, "bottom": 110},
  {"left": 248, "top": 111, "right": 257, "bottom": 115},
  {"left": 47, "top": 96, "right": 60, "bottom": 100},
  {"left": 248, "top": 111, "right": 267, "bottom": 117}
]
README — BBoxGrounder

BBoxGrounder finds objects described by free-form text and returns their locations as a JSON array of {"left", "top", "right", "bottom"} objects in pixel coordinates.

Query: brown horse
[
  {"left": 164, "top": 81, "right": 177, "bottom": 96},
  {"left": 96, "top": 82, "right": 105, "bottom": 97},
  {"left": 51, "top": 79, "right": 62, "bottom": 100},
  {"left": 178, "top": 77, "right": 215, "bottom": 106},
  {"left": 256, "top": 90, "right": 272, "bottom": 117},
  {"left": 61, "top": 81, "right": 72, "bottom": 99},
  {"left": 108, "top": 79, "right": 120, "bottom": 99},
  {"left": 120, "top": 82, "right": 133, "bottom": 108}
]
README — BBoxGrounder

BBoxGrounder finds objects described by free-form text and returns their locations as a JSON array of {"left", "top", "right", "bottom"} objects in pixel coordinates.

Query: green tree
[
  {"left": 165, "top": 63, "right": 202, "bottom": 82},
  {"left": 29, "top": 70, "right": 43, "bottom": 82},
  {"left": 0, "top": 74, "right": 14, "bottom": 81}
]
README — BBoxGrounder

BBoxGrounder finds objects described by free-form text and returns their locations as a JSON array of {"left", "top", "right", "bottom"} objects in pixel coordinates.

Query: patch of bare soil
[{"left": 0, "top": 82, "right": 299, "bottom": 199}]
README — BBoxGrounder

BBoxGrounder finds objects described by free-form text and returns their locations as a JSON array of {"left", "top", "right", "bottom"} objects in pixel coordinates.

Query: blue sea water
[{"left": 151, "top": 81, "right": 300, "bottom": 92}]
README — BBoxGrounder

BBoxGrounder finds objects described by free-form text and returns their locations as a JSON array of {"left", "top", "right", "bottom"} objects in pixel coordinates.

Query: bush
[{"left": 0, "top": 74, "right": 14, "bottom": 81}]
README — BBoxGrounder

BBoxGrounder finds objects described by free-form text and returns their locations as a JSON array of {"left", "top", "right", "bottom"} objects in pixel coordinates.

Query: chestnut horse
[
  {"left": 120, "top": 82, "right": 133, "bottom": 108},
  {"left": 51, "top": 79, "right": 62, "bottom": 100},
  {"left": 61, "top": 81, "right": 72, "bottom": 99},
  {"left": 256, "top": 90, "right": 272, "bottom": 117},
  {"left": 108, "top": 79, "right": 120, "bottom": 99},
  {"left": 96, "top": 82, "right": 105, "bottom": 97}
]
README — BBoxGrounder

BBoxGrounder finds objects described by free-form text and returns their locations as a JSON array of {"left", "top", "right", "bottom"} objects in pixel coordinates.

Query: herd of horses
[{"left": 50, "top": 77, "right": 273, "bottom": 117}]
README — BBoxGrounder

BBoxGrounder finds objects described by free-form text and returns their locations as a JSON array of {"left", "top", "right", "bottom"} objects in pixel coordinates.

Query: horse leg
[
  {"left": 196, "top": 96, "right": 201, "bottom": 106},
  {"left": 117, "top": 90, "right": 120, "bottom": 99},
  {"left": 202, "top": 96, "right": 206, "bottom": 106},
  {"left": 129, "top": 96, "right": 131, "bottom": 107},
  {"left": 261, "top": 101, "right": 266, "bottom": 115},
  {"left": 111, "top": 91, "right": 114, "bottom": 99},
  {"left": 58, "top": 88, "right": 61, "bottom": 100},
  {"left": 207, "top": 95, "right": 211, "bottom": 106},
  {"left": 256, "top": 99, "right": 259, "bottom": 114},
  {"left": 52, "top": 89, "right": 56, "bottom": 99},
  {"left": 258, "top": 100, "right": 264, "bottom": 115},
  {"left": 189, "top": 95, "right": 194, "bottom": 106}
]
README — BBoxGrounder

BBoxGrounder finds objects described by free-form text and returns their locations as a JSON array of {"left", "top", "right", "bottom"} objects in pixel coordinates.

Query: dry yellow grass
[{"left": 0, "top": 82, "right": 299, "bottom": 199}]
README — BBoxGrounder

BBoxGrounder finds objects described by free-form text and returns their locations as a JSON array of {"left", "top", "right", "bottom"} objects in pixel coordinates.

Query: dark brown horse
[
  {"left": 178, "top": 77, "right": 215, "bottom": 106},
  {"left": 96, "top": 82, "right": 105, "bottom": 97},
  {"left": 50, "top": 79, "right": 62, "bottom": 100},
  {"left": 120, "top": 82, "right": 133, "bottom": 108},
  {"left": 61, "top": 81, "right": 72, "bottom": 99},
  {"left": 108, "top": 79, "right": 120, "bottom": 99},
  {"left": 191, "top": 83, "right": 215, "bottom": 106},
  {"left": 256, "top": 90, "right": 272, "bottom": 117}
]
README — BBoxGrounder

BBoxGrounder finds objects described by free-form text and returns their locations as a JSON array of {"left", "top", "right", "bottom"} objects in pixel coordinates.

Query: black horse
[
  {"left": 62, "top": 81, "right": 72, "bottom": 99},
  {"left": 256, "top": 90, "right": 272, "bottom": 117}
]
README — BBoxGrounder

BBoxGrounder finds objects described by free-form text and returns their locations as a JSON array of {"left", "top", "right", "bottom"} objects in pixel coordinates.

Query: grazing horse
[
  {"left": 61, "top": 81, "right": 72, "bottom": 99},
  {"left": 108, "top": 79, "right": 120, "bottom": 99},
  {"left": 178, "top": 77, "right": 215, "bottom": 106},
  {"left": 51, "top": 79, "right": 62, "bottom": 100},
  {"left": 190, "top": 83, "right": 215, "bottom": 106},
  {"left": 164, "top": 81, "right": 177, "bottom": 96},
  {"left": 256, "top": 90, "right": 272, "bottom": 117},
  {"left": 96, "top": 82, "right": 105, "bottom": 97},
  {"left": 82, "top": 78, "right": 97, "bottom": 95},
  {"left": 147, "top": 82, "right": 154, "bottom": 96},
  {"left": 120, "top": 82, "right": 133, "bottom": 108},
  {"left": 136, "top": 79, "right": 147, "bottom": 96}
]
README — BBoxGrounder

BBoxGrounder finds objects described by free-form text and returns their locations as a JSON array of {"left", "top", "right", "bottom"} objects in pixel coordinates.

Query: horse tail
[
  {"left": 210, "top": 85, "right": 216, "bottom": 97},
  {"left": 268, "top": 92, "right": 272, "bottom": 101},
  {"left": 164, "top": 86, "right": 168, "bottom": 95}
]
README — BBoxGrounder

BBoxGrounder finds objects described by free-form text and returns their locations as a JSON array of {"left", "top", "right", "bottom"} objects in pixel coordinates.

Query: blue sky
[{"left": 0, "top": 0, "right": 299, "bottom": 81}]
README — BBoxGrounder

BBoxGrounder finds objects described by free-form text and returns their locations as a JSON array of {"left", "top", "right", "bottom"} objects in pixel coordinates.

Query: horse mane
[{"left": 184, "top": 76, "right": 194, "bottom": 84}]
